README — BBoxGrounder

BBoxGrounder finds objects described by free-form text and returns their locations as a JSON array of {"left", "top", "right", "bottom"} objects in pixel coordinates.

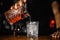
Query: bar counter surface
[{"left": 0, "top": 35, "right": 60, "bottom": 40}]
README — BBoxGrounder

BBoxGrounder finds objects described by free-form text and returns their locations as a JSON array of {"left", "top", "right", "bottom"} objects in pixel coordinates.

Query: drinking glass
[{"left": 27, "top": 21, "right": 39, "bottom": 38}]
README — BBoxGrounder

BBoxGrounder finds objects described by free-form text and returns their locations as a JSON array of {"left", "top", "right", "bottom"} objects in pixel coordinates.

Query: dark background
[{"left": 0, "top": 0, "right": 56, "bottom": 36}]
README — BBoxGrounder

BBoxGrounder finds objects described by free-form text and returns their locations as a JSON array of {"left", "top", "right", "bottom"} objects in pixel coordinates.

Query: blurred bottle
[{"left": 4, "top": 0, "right": 31, "bottom": 35}]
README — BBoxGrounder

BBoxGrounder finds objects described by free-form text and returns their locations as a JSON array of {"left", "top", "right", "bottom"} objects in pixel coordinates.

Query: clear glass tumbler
[{"left": 27, "top": 21, "right": 39, "bottom": 38}]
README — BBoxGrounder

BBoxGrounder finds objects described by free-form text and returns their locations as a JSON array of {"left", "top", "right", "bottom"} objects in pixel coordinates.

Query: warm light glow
[
  {"left": 51, "top": 20, "right": 55, "bottom": 24},
  {"left": 10, "top": 6, "right": 13, "bottom": 10},
  {"left": 50, "top": 19, "right": 55, "bottom": 28},
  {"left": 15, "top": 4, "right": 18, "bottom": 9},
  {"left": 19, "top": 0, "right": 23, "bottom": 7},
  {"left": 23, "top": 0, "right": 26, "bottom": 3},
  {"left": 17, "top": 28, "right": 20, "bottom": 31},
  {"left": 10, "top": 0, "right": 25, "bottom": 9}
]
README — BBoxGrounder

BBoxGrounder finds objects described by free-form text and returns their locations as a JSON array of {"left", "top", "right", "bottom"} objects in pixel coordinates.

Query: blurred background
[{"left": 0, "top": 0, "right": 57, "bottom": 36}]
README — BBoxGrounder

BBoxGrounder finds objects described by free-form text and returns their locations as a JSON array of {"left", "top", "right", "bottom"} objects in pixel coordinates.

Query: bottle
[{"left": 4, "top": 0, "right": 31, "bottom": 35}]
